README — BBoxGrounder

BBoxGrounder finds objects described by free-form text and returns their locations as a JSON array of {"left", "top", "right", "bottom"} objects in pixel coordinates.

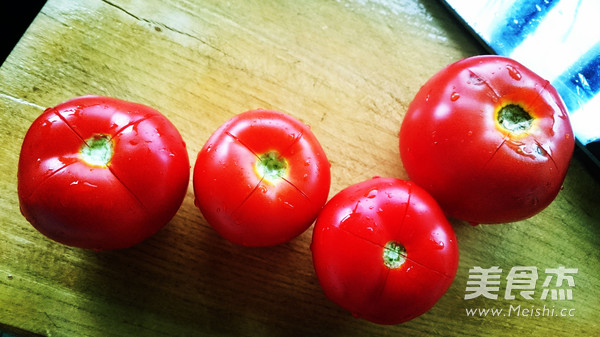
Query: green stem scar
[
  {"left": 383, "top": 241, "right": 406, "bottom": 269},
  {"left": 81, "top": 134, "right": 113, "bottom": 167},
  {"left": 497, "top": 104, "right": 533, "bottom": 135},
  {"left": 255, "top": 151, "right": 288, "bottom": 182}
]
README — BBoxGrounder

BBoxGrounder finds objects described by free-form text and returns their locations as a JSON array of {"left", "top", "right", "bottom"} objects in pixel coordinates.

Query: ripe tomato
[
  {"left": 311, "top": 177, "right": 459, "bottom": 325},
  {"left": 193, "top": 109, "right": 331, "bottom": 247},
  {"left": 18, "top": 95, "right": 190, "bottom": 250},
  {"left": 399, "top": 55, "right": 574, "bottom": 224}
]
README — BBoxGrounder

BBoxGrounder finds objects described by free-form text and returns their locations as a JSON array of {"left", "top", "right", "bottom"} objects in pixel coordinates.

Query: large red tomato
[
  {"left": 18, "top": 95, "right": 190, "bottom": 250},
  {"left": 399, "top": 55, "right": 574, "bottom": 224},
  {"left": 311, "top": 177, "right": 459, "bottom": 325},
  {"left": 193, "top": 109, "right": 331, "bottom": 247}
]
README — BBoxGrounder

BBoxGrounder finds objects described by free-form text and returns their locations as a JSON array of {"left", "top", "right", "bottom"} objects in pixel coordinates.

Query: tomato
[
  {"left": 193, "top": 109, "right": 331, "bottom": 247},
  {"left": 17, "top": 95, "right": 190, "bottom": 250},
  {"left": 399, "top": 55, "right": 574, "bottom": 224},
  {"left": 311, "top": 177, "right": 459, "bottom": 325}
]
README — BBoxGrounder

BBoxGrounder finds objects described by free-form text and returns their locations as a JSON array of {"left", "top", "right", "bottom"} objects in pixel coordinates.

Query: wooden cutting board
[{"left": 1, "top": 0, "right": 599, "bottom": 336}]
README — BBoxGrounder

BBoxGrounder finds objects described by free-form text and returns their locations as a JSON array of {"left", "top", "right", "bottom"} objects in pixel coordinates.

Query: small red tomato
[
  {"left": 193, "top": 109, "right": 331, "bottom": 247},
  {"left": 399, "top": 55, "right": 575, "bottom": 224},
  {"left": 311, "top": 177, "right": 459, "bottom": 325},
  {"left": 18, "top": 95, "right": 190, "bottom": 250}
]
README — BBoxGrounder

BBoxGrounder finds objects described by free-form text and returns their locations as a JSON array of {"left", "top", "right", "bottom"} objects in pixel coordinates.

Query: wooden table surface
[{"left": 1, "top": 0, "right": 599, "bottom": 336}]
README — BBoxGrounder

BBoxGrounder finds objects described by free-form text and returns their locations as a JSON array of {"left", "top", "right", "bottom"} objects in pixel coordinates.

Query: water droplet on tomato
[
  {"left": 259, "top": 185, "right": 267, "bottom": 194},
  {"left": 536, "top": 145, "right": 547, "bottom": 156},
  {"left": 283, "top": 201, "right": 294, "bottom": 209},
  {"left": 450, "top": 92, "right": 460, "bottom": 101},
  {"left": 303, "top": 173, "right": 309, "bottom": 181},
  {"left": 364, "top": 189, "right": 377, "bottom": 199},
  {"left": 506, "top": 65, "right": 522, "bottom": 80},
  {"left": 304, "top": 159, "right": 311, "bottom": 166},
  {"left": 216, "top": 207, "right": 221, "bottom": 213},
  {"left": 469, "top": 73, "right": 485, "bottom": 85},
  {"left": 352, "top": 201, "right": 360, "bottom": 213},
  {"left": 467, "top": 130, "right": 473, "bottom": 136}
]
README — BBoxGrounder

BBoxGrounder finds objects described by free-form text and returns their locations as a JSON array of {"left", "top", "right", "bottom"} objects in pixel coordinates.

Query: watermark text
[{"left": 465, "top": 304, "right": 575, "bottom": 318}]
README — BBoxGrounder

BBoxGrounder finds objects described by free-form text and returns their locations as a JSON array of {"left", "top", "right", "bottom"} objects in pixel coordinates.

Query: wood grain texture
[{"left": 0, "top": 0, "right": 598, "bottom": 336}]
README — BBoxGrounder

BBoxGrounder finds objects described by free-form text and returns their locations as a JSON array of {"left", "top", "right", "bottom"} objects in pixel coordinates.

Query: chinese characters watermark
[
  {"left": 463, "top": 266, "right": 578, "bottom": 318},
  {"left": 464, "top": 266, "right": 578, "bottom": 301}
]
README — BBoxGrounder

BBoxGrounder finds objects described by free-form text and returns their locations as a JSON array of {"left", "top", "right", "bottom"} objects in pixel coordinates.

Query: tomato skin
[
  {"left": 399, "top": 55, "right": 575, "bottom": 224},
  {"left": 193, "top": 109, "right": 331, "bottom": 247},
  {"left": 18, "top": 95, "right": 190, "bottom": 250},
  {"left": 311, "top": 177, "right": 458, "bottom": 325}
]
